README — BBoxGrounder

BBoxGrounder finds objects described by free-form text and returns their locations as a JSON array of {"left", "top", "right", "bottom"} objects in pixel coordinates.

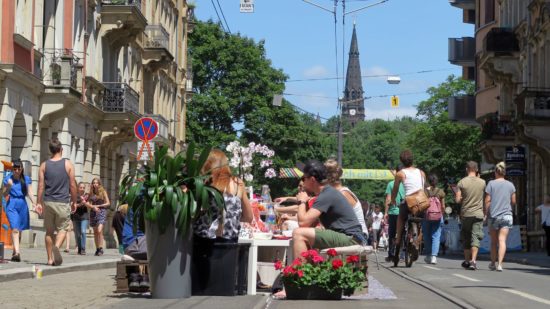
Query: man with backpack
[
  {"left": 453, "top": 161, "right": 486, "bottom": 270},
  {"left": 423, "top": 174, "right": 445, "bottom": 265}
]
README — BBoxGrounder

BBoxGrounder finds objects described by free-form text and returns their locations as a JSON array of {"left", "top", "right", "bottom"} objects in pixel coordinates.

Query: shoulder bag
[{"left": 404, "top": 170, "right": 429, "bottom": 216}]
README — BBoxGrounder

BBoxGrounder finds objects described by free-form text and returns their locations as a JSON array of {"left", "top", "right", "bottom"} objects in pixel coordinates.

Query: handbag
[{"left": 404, "top": 170, "right": 429, "bottom": 216}]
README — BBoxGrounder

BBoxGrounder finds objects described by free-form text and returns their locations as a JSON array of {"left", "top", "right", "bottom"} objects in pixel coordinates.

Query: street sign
[
  {"left": 391, "top": 95, "right": 399, "bottom": 108},
  {"left": 240, "top": 0, "right": 254, "bottom": 13},
  {"left": 134, "top": 117, "right": 159, "bottom": 161},
  {"left": 137, "top": 141, "right": 155, "bottom": 161}
]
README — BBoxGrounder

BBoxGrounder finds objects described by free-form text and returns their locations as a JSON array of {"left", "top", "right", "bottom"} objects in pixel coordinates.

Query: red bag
[{"left": 425, "top": 189, "right": 442, "bottom": 221}]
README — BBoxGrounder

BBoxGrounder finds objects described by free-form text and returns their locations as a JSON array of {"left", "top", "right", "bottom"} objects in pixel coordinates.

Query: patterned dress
[
  {"left": 89, "top": 194, "right": 106, "bottom": 227},
  {"left": 194, "top": 191, "right": 243, "bottom": 241}
]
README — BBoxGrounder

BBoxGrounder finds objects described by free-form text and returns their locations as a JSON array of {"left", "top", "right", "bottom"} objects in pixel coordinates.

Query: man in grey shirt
[
  {"left": 37, "top": 138, "right": 77, "bottom": 266},
  {"left": 293, "top": 160, "right": 366, "bottom": 259}
]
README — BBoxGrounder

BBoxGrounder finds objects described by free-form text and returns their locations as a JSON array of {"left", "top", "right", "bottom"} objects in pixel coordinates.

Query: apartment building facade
[
  {"left": 449, "top": 0, "right": 549, "bottom": 250},
  {"left": 0, "top": 0, "right": 194, "bottom": 247}
]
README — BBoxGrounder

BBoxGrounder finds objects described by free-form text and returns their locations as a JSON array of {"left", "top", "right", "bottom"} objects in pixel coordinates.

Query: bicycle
[{"left": 393, "top": 214, "right": 423, "bottom": 267}]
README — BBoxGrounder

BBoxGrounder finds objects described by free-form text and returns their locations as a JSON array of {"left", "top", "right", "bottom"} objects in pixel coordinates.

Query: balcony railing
[
  {"left": 481, "top": 114, "right": 515, "bottom": 139},
  {"left": 448, "top": 95, "right": 475, "bottom": 122},
  {"left": 483, "top": 28, "right": 519, "bottom": 54},
  {"left": 102, "top": 0, "right": 141, "bottom": 11},
  {"left": 144, "top": 25, "right": 169, "bottom": 50},
  {"left": 102, "top": 82, "right": 139, "bottom": 113},
  {"left": 146, "top": 114, "right": 169, "bottom": 140},
  {"left": 449, "top": 37, "right": 475, "bottom": 65},
  {"left": 48, "top": 52, "right": 80, "bottom": 89}
]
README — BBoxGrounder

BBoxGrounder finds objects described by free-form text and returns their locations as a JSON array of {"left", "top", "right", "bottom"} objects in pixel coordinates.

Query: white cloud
[
  {"left": 303, "top": 65, "right": 329, "bottom": 78},
  {"left": 362, "top": 66, "right": 392, "bottom": 81},
  {"left": 365, "top": 107, "right": 418, "bottom": 120}
]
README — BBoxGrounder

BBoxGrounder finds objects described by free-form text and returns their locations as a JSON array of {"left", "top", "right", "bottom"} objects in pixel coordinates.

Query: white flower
[
  {"left": 244, "top": 173, "right": 254, "bottom": 182},
  {"left": 264, "top": 168, "right": 277, "bottom": 178},
  {"left": 260, "top": 160, "right": 272, "bottom": 168}
]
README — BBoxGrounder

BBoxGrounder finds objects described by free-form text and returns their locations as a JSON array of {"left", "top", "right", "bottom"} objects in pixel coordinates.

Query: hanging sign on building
[
  {"left": 505, "top": 146, "right": 526, "bottom": 176},
  {"left": 240, "top": 0, "right": 254, "bottom": 13}
]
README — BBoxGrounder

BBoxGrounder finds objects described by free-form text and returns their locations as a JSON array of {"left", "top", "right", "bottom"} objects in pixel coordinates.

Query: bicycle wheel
[{"left": 405, "top": 242, "right": 414, "bottom": 267}]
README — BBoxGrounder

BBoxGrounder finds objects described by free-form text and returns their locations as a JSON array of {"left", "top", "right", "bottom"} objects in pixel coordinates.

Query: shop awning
[{"left": 279, "top": 168, "right": 393, "bottom": 180}]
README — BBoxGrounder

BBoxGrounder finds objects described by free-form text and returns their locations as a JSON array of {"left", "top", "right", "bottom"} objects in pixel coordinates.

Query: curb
[
  {"left": 0, "top": 258, "right": 119, "bottom": 283},
  {"left": 381, "top": 263, "right": 478, "bottom": 309},
  {"left": 254, "top": 295, "right": 270, "bottom": 309},
  {"left": 448, "top": 253, "right": 550, "bottom": 269}
]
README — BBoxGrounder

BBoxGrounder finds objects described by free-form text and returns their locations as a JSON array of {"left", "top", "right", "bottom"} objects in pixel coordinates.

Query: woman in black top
[{"left": 72, "top": 182, "right": 90, "bottom": 255}]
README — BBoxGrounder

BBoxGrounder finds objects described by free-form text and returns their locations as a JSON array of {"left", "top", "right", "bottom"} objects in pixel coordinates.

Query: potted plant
[
  {"left": 50, "top": 63, "right": 61, "bottom": 85},
  {"left": 119, "top": 144, "right": 224, "bottom": 299},
  {"left": 274, "top": 249, "right": 367, "bottom": 300}
]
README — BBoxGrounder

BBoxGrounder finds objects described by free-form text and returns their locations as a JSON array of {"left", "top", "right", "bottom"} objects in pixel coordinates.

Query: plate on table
[
  {"left": 272, "top": 235, "right": 291, "bottom": 240},
  {"left": 253, "top": 232, "right": 273, "bottom": 240}
]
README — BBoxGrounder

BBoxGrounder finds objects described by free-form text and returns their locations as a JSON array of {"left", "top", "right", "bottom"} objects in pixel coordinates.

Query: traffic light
[{"left": 391, "top": 95, "right": 399, "bottom": 108}]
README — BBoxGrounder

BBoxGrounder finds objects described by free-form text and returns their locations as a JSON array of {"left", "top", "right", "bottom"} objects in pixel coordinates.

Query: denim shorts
[{"left": 489, "top": 215, "right": 513, "bottom": 230}]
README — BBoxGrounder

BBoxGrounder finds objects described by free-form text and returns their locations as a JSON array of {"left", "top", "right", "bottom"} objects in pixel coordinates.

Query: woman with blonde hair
[
  {"left": 85, "top": 178, "right": 110, "bottom": 256},
  {"left": 324, "top": 159, "right": 369, "bottom": 235},
  {"left": 485, "top": 162, "right": 516, "bottom": 271},
  {"left": 194, "top": 149, "right": 253, "bottom": 242}
]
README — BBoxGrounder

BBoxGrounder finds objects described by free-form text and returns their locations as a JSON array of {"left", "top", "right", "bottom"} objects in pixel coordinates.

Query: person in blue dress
[{"left": 2, "top": 160, "right": 37, "bottom": 262}]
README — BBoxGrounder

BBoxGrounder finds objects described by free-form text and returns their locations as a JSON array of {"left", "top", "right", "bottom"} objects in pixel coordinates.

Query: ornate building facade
[{"left": 0, "top": 0, "right": 194, "bottom": 248}]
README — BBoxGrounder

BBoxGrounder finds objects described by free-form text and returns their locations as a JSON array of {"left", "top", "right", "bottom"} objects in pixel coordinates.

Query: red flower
[
  {"left": 312, "top": 254, "right": 324, "bottom": 264},
  {"left": 326, "top": 248, "right": 338, "bottom": 257},
  {"left": 283, "top": 265, "right": 296, "bottom": 276},
  {"left": 346, "top": 255, "right": 360, "bottom": 263},
  {"left": 297, "top": 270, "right": 304, "bottom": 278},
  {"left": 274, "top": 260, "right": 283, "bottom": 270},
  {"left": 332, "top": 259, "right": 343, "bottom": 270},
  {"left": 301, "top": 251, "right": 310, "bottom": 258},
  {"left": 292, "top": 258, "right": 302, "bottom": 266},
  {"left": 308, "top": 249, "right": 319, "bottom": 257}
]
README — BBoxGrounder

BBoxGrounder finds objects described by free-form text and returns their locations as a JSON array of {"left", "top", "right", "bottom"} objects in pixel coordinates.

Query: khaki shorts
[
  {"left": 314, "top": 229, "right": 357, "bottom": 249},
  {"left": 44, "top": 201, "right": 71, "bottom": 232},
  {"left": 461, "top": 217, "right": 484, "bottom": 249}
]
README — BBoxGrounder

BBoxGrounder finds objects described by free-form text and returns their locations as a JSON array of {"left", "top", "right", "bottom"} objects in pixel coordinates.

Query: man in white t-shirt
[
  {"left": 535, "top": 195, "right": 550, "bottom": 256},
  {"left": 370, "top": 205, "right": 384, "bottom": 251}
]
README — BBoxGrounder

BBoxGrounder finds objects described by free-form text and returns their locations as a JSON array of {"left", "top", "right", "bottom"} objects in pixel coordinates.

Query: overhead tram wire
[
  {"left": 283, "top": 90, "right": 427, "bottom": 101},
  {"left": 210, "top": 0, "right": 226, "bottom": 32},
  {"left": 286, "top": 68, "right": 455, "bottom": 82},
  {"left": 215, "top": 0, "right": 231, "bottom": 33}
]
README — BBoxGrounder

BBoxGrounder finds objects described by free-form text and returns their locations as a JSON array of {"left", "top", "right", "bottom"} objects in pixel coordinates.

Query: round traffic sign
[{"left": 134, "top": 117, "right": 159, "bottom": 141}]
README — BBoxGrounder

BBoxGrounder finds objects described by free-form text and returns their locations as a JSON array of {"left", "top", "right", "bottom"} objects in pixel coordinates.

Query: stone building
[
  {"left": 0, "top": 0, "right": 195, "bottom": 248},
  {"left": 449, "top": 0, "right": 549, "bottom": 250}
]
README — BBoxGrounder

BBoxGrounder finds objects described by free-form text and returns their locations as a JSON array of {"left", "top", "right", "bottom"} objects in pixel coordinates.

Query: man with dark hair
[
  {"left": 454, "top": 160, "right": 486, "bottom": 270},
  {"left": 292, "top": 160, "right": 366, "bottom": 259},
  {"left": 384, "top": 164, "right": 405, "bottom": 262},
  {"left": 37, "top": 138, "right": 77, "bottom": 266},
  {"left": 399, "top": 150, "right": 414, "bottom": 168}
]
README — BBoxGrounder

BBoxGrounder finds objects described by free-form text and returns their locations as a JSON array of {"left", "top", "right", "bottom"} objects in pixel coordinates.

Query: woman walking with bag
[
  {"left": 485, "top": 162, "right": 516, "bottom": 272},
  {"left": 422, "top": 174, "right": 445, "bottom": 265}
]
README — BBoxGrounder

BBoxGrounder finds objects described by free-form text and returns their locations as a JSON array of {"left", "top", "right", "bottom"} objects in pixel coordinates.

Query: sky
[{"left": 194, "top": 0, "right": 473, "bottom": 121}]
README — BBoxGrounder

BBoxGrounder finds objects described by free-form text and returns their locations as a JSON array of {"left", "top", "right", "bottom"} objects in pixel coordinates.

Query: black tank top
[{"left": 44, "top": 159, "right": 70, "bottom": 202}]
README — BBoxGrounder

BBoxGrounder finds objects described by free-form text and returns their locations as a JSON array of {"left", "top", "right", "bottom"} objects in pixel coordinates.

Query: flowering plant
[
  {"left": 226, "top": 141, "right": 276, "bottom": 182},
  {"left": 274, "top": 249, "right": 366, "bottom": 296}
]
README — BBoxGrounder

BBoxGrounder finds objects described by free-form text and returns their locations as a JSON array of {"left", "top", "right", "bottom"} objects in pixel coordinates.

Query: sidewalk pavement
[
  {"left": 0, "top": 247, "right": 120, "bottom": 282},
  {"left": 447, "top": 251, "right": 550, "bottom": 268}
]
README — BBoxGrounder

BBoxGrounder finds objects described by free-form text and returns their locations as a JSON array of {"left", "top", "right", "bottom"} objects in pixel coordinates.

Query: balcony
[
  {"left": 100, "top": 1, "right": 147, "bottom": 47},
  {"left": 142, "top": 25, "right": 174, "bottom": 69},
  {"left": 448, "top": 37, "right": 475, "bottom": 66},
  {"left": 145, "top": 114, "right": 169, "bottom": 141},
  {"left": 481, "top": 113, "right": 515, "bottom": 140},
  {"left": 449, "top": 0, "right": 475, "bottom": 10},
  {"left": 102, "top": 82, "right": 139, "bottom": 114},
  {"left": 186, "top": 6, "right": 196, "bottom": 33},
  {"left": 483, "top": 28, "right": 520, "bottom": 55},
  {"left": 516, "top": 88, "right": 550, "bottom": 120},
  {"left": 448, "top": 95, "right": 476, "bottom": 123},
  {"left": 185, "top": 60, "right": 194, "bottom": 97}
]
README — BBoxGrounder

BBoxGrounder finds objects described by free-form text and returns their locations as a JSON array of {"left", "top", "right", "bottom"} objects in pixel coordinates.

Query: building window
[{"left": 485, "top": 0, "right": 495, "bottom": 24}]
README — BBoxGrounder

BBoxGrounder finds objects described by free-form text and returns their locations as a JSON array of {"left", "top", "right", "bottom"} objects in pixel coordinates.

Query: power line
[
  {"left": 286, "top": 68, "right": 455, "bottom": 82},
  {"left": 283, "top": 90, "right": 426, "bottom": 101},
  {"left": 215, "top": 0, "right": 231, "bottom": 33},
  {"left": 210, "top": 0, "right": 226, "bottom": 32}
]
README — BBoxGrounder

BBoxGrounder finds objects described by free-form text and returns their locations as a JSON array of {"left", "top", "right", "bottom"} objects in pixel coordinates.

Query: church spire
[{"left": 342, "top": 24, "right": 365, "bottom": 126}]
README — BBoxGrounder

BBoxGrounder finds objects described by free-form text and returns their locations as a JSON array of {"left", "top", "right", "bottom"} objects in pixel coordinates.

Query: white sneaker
[
  {"left": 430, "top": 256, "right": 437, "bottom": 264},
  {"left": 496, "top": 264, "right": 503, "bottom": 272},
  {"left": 489, "top": 262, "right": 496, "bottom": 271}
]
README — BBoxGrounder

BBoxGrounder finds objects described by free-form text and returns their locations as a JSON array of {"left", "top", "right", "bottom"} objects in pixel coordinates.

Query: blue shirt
[
  {"left": 122, "top": 209, "right": 145, "bottom": 249},
  {"left": 3, "top": 173, "right": 31, "bottom": 198}
]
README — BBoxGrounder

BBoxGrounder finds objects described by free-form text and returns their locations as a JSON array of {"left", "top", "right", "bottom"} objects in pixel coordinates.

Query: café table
[{"left": 238, "top": 237, "right": 292, "bottom": 295}]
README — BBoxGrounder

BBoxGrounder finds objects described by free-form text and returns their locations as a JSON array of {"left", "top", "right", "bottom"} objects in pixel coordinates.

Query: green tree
[{"left": 406, "top": 75, "right": 481, "bottom": 183}]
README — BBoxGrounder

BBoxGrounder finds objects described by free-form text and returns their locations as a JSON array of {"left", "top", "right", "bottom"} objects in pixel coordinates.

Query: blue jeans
[
  {"left": 73, "top": 219, "right": 89, "bottom": 251},
  {"left": 422, "top": 219, "right": 442, "bottom": 257}
]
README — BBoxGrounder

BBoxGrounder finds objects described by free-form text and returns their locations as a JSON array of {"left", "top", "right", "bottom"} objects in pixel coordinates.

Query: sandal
[{"left": 11, "top": 253, "right": 21, "bottom": 262}]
